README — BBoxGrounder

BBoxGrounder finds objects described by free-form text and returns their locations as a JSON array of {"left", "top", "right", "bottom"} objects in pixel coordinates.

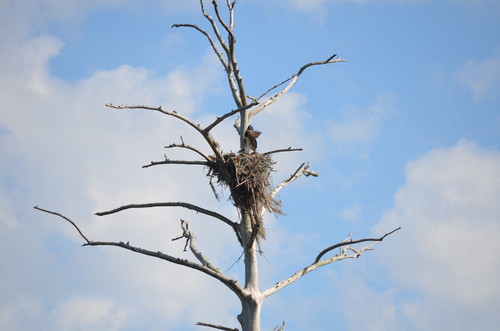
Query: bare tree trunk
[
  {"left": 238, "top": 295, "right": 262, "bottom": 331},
  {"left": 237, "top": 210, "right": 263, "bottom": 331}
]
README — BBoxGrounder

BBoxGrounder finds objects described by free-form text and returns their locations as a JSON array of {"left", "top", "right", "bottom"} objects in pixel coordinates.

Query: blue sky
[{"left": 1, "top": 0, "right": 499, "bottom": 330}]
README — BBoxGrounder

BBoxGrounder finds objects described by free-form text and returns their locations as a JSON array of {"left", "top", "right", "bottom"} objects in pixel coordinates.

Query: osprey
[{"left": 243, "top": 125, "right": 261, "bottom": 153}]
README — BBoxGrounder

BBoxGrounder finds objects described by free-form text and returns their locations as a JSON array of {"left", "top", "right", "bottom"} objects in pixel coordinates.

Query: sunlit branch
[
  {"left": 262, "top": 236, "right": 393, "bottom": 299},
  {"left": 172, "top": 219, "right": 220, "bottom": 273},
  {"left": 270, "top": 163, "right": 312, "bottom": 200},
  {"left": 249, "top": 56, "right": 347, "bottom": 118}
]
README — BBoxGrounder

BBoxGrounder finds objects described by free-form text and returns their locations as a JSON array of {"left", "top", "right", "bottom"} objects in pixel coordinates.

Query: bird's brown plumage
[{"left": 244, "top": 125, "right": 261, "bottom": 153}]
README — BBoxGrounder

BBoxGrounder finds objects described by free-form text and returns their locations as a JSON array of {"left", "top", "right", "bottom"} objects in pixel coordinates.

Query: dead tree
[{"left": 35, "top": 1, "right": 400, "bottom": 330}]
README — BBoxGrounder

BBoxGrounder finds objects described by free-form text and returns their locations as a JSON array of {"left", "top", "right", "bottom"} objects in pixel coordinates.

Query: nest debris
[{"left": 206, "top": 152, "right": 283, "bottom": 245}]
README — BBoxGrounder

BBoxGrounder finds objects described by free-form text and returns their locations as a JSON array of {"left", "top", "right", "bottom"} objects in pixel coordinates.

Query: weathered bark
[
  {"left": 238, "top": 294, "right": 262, "bottom": 331},
  {"left": 237, "top": 210, "right": 263, "bottom": 331}
]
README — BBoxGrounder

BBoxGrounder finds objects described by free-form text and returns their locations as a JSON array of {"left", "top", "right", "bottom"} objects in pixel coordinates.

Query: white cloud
[
  {"left": 368, "top": 140, "right": 500, "bottom": 330},
  {"left": 51, "top": 297, "right": 129, "bottom": 331},
  {"left": 0, "top": 4, "right": 323, "bottom": 329},
  {"left": 458, "top": 53, "right": 500, "bottom": 102}
]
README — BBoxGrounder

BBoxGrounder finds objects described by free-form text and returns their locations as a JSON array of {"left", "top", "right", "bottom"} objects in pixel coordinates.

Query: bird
[{"left": 243, "top": 125, "right": 261, "bottom": 153}]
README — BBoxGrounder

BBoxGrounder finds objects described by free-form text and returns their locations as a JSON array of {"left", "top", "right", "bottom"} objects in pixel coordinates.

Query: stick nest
[{"left": 206, "top": 153, "right": 283, "bottom": 241}]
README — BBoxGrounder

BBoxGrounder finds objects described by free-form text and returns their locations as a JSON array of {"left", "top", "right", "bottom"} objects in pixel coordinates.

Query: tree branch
[
  {"left": 249, "top": 56, "right": 347, "bottom": 118},
  {"left": 273, "top": 321, "right": 286, "bottom": 331},
  {"left": 106, "top": 103, "right": 202, "bottom": 131},
  {"left": 262, "top": 147, "right": 303, "bottom": 156},
  {"left": 142, "top": 159, "right": 209, "bottom": 168},
  {"left": 262, "top": 251, "right": 355, "bottom": 298},
  {"left": 165, "top": 140, "right": 212, "bottom": 162},
  {"left": 204, "top": 102, "right": 257, "bottom": 133},
  {"left": 105, "top": 103, "right": 228, "bottom": 180},
  {"left": 95, "top": 202, "right": 237, "bottom": 229},
  {"left": 196, "top": 321, "right": 239, "bottom": 331},
  {"left": 314, "top": 227, "right": 401, "bottom": 263},
  {"left": 171, "top": 23, "right": 228, "bottom": 72},
  {"left": 172, "top": 219, "right": 220, "bottom": 273},
  {"left": 269, "top": 162, "right": 316, "bottom": 199},
  {"left": 262, "top": 227, "right": 401, "bottom": 298},
  {"left": 34, "top": 206, "right": 91, "bottom": 244},
  {"left": 34, "top": 206, "right": 245, "bottom": 299}
]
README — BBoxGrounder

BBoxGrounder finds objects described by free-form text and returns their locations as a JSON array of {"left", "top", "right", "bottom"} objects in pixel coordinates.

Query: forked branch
[
  {"left": 105, "top": 103, "right": 228, "bottom": 179},
  {"left": 262, "top": 227, "right": 401, "bottom": 298},
  {"left": 249, "top": 55, "right": 347, "bottom": 119},
  {"left": 34, "top": 206, "right": 244, "bottom": 298},
  {"left": 314, "top": 227, "right": 401, "bottom": 263},
  {"left": 270, "top": 162, "right": 317, "bottom": 199},
  {"left": 172, "top": 219, "right": 220, "bottom": 273}
]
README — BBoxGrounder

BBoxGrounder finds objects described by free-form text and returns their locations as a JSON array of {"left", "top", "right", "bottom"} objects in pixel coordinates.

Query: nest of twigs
[{"left": 206, "top": 152, "right": 283, "bottom": 241}]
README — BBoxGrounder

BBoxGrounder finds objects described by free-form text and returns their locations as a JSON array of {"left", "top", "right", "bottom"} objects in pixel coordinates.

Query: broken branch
[{"left": 173, "top": 219, "right": 220, "bottom": 273}]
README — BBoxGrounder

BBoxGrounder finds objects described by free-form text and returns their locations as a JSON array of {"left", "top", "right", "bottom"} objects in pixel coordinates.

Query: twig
[
  {"left": 34, "top": 206, "right": 91, "bottom": 244},
  {"left": 142, "top": 159, "right": 209, "bottom": 168},
  {"left": 273, "top": 321, "right": 286, "bottom": 331},
  {"left": 262, "top": 147, "right": 303, "bottom": 156},
  {"left": 165, "top": 141, "right": 212, "bottom": 162}
]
